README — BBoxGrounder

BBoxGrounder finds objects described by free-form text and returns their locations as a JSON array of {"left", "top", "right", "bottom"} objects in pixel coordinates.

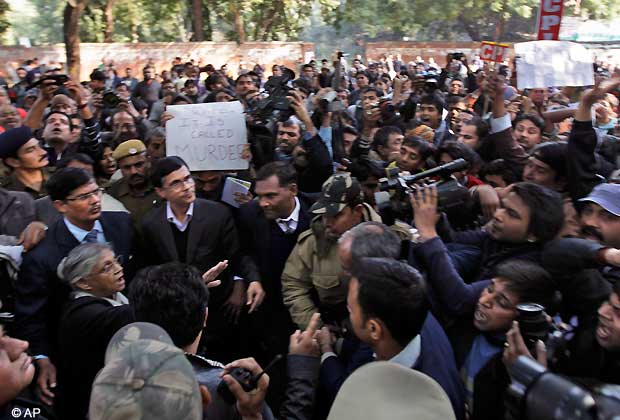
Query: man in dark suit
[
  {"left": 236, "top": 161, "right": 312, "bottom": 410},
  {"left": 14, "top": 167, "right": 133, "bottom": 407},
  {"left": 141, "top": 156, "right": 258, "bottom": 363}
]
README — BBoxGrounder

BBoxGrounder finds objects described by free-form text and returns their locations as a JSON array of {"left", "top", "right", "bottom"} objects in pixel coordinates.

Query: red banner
[
  {"left": 536, "top": 0, "right": 564, "bottom": 40},
  {"left": 479, "top": 42, "right": 509, "bottom": 62}
]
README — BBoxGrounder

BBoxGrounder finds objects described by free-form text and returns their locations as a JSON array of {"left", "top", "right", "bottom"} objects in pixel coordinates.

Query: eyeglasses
[
  {"left": 66, "top": 187, "right": 104, "bottom": 202},
  {"left": 164, "top": 174, "right": 195, "bottom": 191},
  {"left": 95, "top": 255, "right": 123, "bottom": 275}
]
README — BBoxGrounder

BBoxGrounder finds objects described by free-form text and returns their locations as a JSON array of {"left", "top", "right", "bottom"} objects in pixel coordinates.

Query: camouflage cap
[
  {"left": 310, "top": 173, "right": 364, "bottom": 217},
  {"left": 89, "top": 322, "right": 202, "bottom": 420},
  {"left": 112, "top": 139, "right": 146, "bottom": 162}
]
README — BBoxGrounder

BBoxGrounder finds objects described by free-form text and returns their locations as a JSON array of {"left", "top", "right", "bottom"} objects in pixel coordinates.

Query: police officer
[
  {"left": 108, "top": 139, "right": 162, "bottom": 227},
  {"left": 0, "top": 126, "right": 50, "bottom": 199},
  {"left": 281, "top": 173, "right": 385, "bottom": 329}
]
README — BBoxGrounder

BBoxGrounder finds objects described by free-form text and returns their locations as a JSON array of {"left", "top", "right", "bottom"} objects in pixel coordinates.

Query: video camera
[
  {"left": 375, "top": 158, "right": 471, "bottom": 225},
  {"left": 505, "top": 356, "right": 620, "bottom": 420},
  {"left": 29, "top": 74, "right": 70, "bottom": 96},
  {"left": 245, "top": 67, "right": 296, "bottom": 133}
]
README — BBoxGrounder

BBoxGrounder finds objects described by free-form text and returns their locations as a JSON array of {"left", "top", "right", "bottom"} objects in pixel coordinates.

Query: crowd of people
[{"left": 0, "top": 49, "right": 619, "bottom": 420}]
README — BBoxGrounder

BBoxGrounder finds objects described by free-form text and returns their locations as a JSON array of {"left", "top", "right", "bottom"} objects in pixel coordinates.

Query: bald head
[{"left": 338, "top": 222, "right": 401, "bottom": 272}]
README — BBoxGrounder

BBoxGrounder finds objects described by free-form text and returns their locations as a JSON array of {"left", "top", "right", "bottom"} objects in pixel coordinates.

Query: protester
[
  {"left": 0, "top": 50, "right": 617, "bottom": 420},
  {"left": 55, "top": 243, "right": 133, "bottom": 420},
  {"left": 0, "top": 126, "right": 49, "bottom": 199},
  {"left": 14, "top": 167, "right": 133, "bottom": 407}
]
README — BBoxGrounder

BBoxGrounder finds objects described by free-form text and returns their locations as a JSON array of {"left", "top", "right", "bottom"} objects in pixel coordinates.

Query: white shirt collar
[
  {"left": 166, "top": 202, "right": 194, "bottom": 232},
  {"left": 64, "top": 218, "right": 104, "bottom": 243},
  {"left": 390, "top": 335, "right": 421, "bottom": 368},
  {"left": 277, "top": 197, "right": 300, "bottom": 223}
]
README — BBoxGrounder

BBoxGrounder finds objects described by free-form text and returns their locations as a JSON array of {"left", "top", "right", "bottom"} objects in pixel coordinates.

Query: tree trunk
[
  {"left": 258, "top": 2, "right": 279, "bottom": 41},
  {"left": 494, "top": 12, "right": 506, "bottom": 42},
  {"left": 104, "top": 0, "right": 115, "bottom": 42},
  {"left": 230, "top": 0, "right": 245, "bottom": 43},
  {"left": 457, "top": 16, "right": 481, "bottom": 41},
  {"left": 191, "top": 0, "right": 204, "bottom": 41},
  {"left": 203, "top": 0, "right": 212, "bottom": 40},
  {"left": 64, "top": 0, "right": 88, "bottom": 80}
]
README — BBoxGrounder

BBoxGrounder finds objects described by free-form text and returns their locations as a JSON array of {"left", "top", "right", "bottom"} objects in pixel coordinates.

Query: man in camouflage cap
[
  {"left": 282, "top": 173, "right": 383, "bottom": 329},
  {"left": 108, "top": 139, "right": 162, "bottom": 227},
  {"left": 89, "top": 322, "right": 204, "bottom": 420}
]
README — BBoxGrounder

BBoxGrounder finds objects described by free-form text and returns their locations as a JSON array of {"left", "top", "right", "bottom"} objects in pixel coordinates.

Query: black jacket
[
  {"left": 277, "top": 134, "right": 333, "bottom": 193},
  {"left": 567, "top": 120, "right": 605, "bottom": 205},
  {"left": 13, "top": 212, "right": 133, "bottom": 358},
  {"left": 236, "top": 195, "right": 312, "bottom": 292},
  {"left": 56, "top": 296, "right": 134, "bottom": 420},
  {"left": 0, "top": 188, "right": 36, "bottom": 237},
  {"left": 140, "top": 199, "right": 240, "bottom": 307}
]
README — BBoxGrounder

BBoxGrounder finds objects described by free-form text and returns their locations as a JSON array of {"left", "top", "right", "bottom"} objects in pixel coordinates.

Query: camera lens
[{"left": 517, "top": 303, "right": 544, "bottom": 317}]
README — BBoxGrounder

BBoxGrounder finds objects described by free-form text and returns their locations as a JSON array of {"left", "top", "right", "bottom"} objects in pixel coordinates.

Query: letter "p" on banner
[{"left": 536, "top": 0, "right": 564, "bottom": 40}]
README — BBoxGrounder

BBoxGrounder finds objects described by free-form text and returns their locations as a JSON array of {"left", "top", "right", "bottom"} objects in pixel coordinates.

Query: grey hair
[
  {"left": 339, "top": 221, "right": 401, "bottom": 261},
  {"left": 57, "top": 243, "right": 113, "bottom": 288},
  {"left": 146, "top": 126, "right": 165, "bottom": 143}
]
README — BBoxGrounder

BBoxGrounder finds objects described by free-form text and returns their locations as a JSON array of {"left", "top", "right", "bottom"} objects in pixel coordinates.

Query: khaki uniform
[
  {"left": 282, "top": 203, "right": 383, "bottom": 329},
  {"left": 0, "top": 169, "right": 52, "bottom": 200},
  {"left": 108, "top": 177, "right": 163, "bottom": 226}
]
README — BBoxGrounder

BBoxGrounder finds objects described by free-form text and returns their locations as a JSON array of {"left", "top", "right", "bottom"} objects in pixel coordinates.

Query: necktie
[
  {"left": 280, "top": 219, "right": 295, "bottom": 234},
  {"left": 83, "top": 229, "right": 99, "bottom": 243}
]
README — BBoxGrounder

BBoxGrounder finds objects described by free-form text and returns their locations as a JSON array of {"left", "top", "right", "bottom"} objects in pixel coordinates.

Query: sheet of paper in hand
[
  {"left": 166, "top": 101, "right": 249, "bottom": 171},
  {"left": 515, "top": 41, "right": 594, "bottom": 90}
]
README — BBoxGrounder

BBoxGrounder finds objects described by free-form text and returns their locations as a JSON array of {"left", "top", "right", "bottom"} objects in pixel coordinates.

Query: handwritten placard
[
  {"left": 515, "top": 41, "right": 594, "bottom": 89},
  {"left": 166, "top": 101, "right": 249, "bottom": 171}
]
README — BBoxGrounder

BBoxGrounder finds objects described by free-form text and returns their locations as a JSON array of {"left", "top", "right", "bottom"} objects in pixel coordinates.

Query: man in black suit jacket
[
  {"left": 141, "top": 156, "right": 260, "bottom": 363},
  {"left": 236, "top": 161, "right": 312, "bottom": 410},
  {"left": 14, "top": 167, "right": 133, "bottom": 407}
]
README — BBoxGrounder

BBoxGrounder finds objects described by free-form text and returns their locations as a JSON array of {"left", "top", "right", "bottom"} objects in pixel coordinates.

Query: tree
[
  {"left": 0, "top": 0, "right": 9, "bottom": 38},
  {"left": 104, "top": 0, "right": 115, "bottom": 42},
  {"left": 64, "top": 0, "right": 89, "bottom": 79},
  {"left": 190, "top": 0, "right": 204, "bottom": 41}
]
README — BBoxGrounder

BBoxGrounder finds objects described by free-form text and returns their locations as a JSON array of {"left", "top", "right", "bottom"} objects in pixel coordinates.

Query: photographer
[
  {"left": 274, "top": 90, "right": 333, "bottom": 194},
  {"left": 410, "top": 184, "right": 557, "bottom": 419},
  {"left": 503, "top": 278, "right": 620, "bottom": 386}
]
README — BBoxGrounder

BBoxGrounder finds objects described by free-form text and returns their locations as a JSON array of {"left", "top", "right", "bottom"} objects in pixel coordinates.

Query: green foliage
[
  {"left": 8, "top": 0, "right": 64, "bottom": 45},
  {"left": 3, "top": 0, "right": 620, "bottom": 45},
  {"left": 0, "top": 0, "right": 10, "bottom": 37}
]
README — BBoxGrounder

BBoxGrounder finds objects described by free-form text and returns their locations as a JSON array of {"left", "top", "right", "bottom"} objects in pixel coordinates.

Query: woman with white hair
[{"left": 55, "top": 243, "right": 134, "bottom": 420}]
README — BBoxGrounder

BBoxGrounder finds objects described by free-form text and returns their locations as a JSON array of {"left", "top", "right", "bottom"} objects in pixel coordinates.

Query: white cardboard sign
[
  {"left": 515, "top": 41, "right": 594, "bottom": 89},
  {"left": 166, "top": 101, "right": 249, "bottom": 171}
]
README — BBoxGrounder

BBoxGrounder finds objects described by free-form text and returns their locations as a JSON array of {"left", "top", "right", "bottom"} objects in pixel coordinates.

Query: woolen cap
[
  {"left": 0, "top": 126, "right": 34, "bottom": 159},
  {"left": 530, "top": 142, "right": 568, "bottom": 178}
]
